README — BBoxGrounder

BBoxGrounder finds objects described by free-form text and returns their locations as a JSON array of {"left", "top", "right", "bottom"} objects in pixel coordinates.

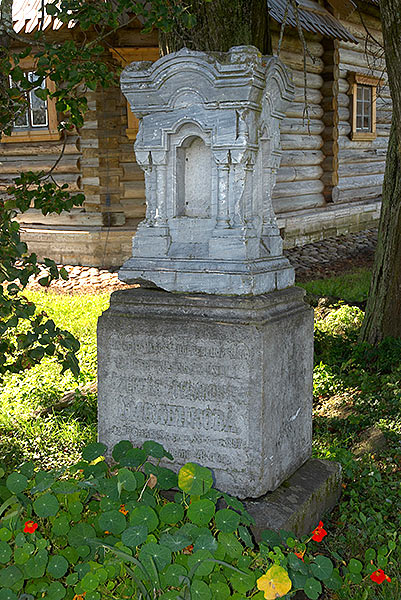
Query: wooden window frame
[
  {"left": 348, "top": 73, "right": 381, "bottom": 142},
  {"left": 110, "top": 47, "right": 160, "bottom": 140},
  {"left": 2, "top": 57, "right": 61, "bottom": 144}
]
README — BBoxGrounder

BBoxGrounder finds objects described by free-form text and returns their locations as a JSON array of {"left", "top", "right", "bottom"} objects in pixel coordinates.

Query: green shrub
[{"left": 0, "top": 441, "right": 395, "bottom": 600}]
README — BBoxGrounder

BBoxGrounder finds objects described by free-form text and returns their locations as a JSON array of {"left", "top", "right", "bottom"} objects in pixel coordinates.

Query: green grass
[
  {"left": 299, "top": 268, "right": 371, "bottom": 303},
  {"left": 0, "top": 277, "right": 400, "bottom": 599},
  {"left": 0, "top": 291, "right": 109, "bottom": 471}
]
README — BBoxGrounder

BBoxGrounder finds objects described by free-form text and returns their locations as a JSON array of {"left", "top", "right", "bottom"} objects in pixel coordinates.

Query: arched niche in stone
[{"left": 176, "top": 134, "right": 212, "bottom": 219}]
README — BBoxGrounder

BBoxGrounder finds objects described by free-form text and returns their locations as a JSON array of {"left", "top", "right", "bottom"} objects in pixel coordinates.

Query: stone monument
[{"left": 98, "top": 47, "right": 340, "bottom": 514}]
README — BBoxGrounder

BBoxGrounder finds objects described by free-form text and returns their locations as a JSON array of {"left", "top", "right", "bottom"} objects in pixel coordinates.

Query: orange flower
[
  {"left": 23, "top": 521, "right": 38, "bottom": 534},
  {"left": 311, "top": 521, "right": 327, "bottom": 542},
  {"left": 72, "top": 594, "right": 86, "bottom": 600},
  {"left": 294, "top": 550, "right": 305, "bottom": 562},
  {"left": 119, "top": 504, "right": 128, "bottom": 516},
  {"left": 182, "top": 544, "right": 194, "bottom": 554},
  {"left": 370, "top": 569, "right": 391, "bottom": 584},
  {"left": 104, "top": 530, "right": 111, "bottom": 534}
]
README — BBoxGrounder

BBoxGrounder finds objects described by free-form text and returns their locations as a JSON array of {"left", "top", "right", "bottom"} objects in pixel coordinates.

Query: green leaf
[
  {"left": 310, "top": 555, "right": 333, "bottom": 581},
  {"left": 215, "top": 509, "right": 240, "bottom": 533},
  {"left": 6, "top": 472, "right": 28, "bottom": 494},
  {"left": 81, "top": 572, "right": 100, "bottom": 592},
  {"left": 47, "top": 555, "right": 69, "bottom": 578},
  {"left": 188, "top": 549, "right": 214, "bottom": 577},
  {"left": 230, "top": 569, "right": 256, "bottom": 594},
  {"left": 187, "top": 499, "right": 215, "bottom": 526},
  {"left": 218, "top": 532, "right": 243, "bottom": 558},
  {"left": 193, "top": 533, "right": 218, "bottom": 554},
  {"left": 51, "top": 515, "right": 70, "bottom": 536},
  {"left": 130, "top": 506, "right": 159, "bottom": 532},
  {"left": 139, "top": 542, "right": 172, "bottom": 571},
  {"left": 210, "top": 581, "right": 230, "bottom": 599},
  {"left": 81, "top": 442, "right": 107, "bottom": 462},
  {"left": 67, "top": 523, "right": 96, "bottom": 548},
  {"left": 161, "top": 564, "right": 187, "bottom": 588},
  {"left": 118, "top": 448, "right": 147, "bottom": 468},
  {"left": 33, "top": 492, "right": 59, "bottom": 517},
  {"left": 191, "top": 579, "right": 212, "bottom": 600},
  {"left": 47, "top": 581, "right": 66, "bottom": 599},
  {"left": 0, "top": 566, "right": 23, "bottom": 588},
  {"left": 0, "top": 541, "right": 12, "bottom": 563},
  {"left": 121, "top": 525, "right": 148, "bottom": 548},
  {"left": 0, "top": 589, "right": 18, "bottom": 600},
  {"left": 260, "top": 529, "right": 282, "bottom": 547},
  {"left": 325, "top": 569, "right": 342, "bottom": 591},
  {"left": 304, "top": 577, "right": 322, "bottom": 600},
  {"left": 24, "top": 549, "right": 48, "bottom": 578},
  {"left": 98, "top": 510, "right": 126, "bottom": 535},
  {"left": 159, "top": 502, "right": 184, "bottom": 525},
  {"left": 142, "top": 440, "right": 166, "bottom": 459},
  {"left": 348, "top": 558, "right": 363, "bottom": 574},
  {"left": 117, "top": 468, "right": 137, "bottom": 492},
  {"left": 112, "top": 440, "right": 133, "bottom": 462},
  {"left": 159, "top": 531, "right": 191, "bottom": 552},
  {"left": 0, "top": 529, "right": 11, "bottom": 542},
  {"left": 178, "top": 463, "right": 213, "bottom": 496},
  {"left": 238, "top": 525, "right": 254, "bottom": 549}
]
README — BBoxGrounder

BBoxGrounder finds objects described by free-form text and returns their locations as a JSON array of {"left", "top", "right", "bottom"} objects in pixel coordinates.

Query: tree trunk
[
  {"left": 0, "top": 0, "right": 13, "bottom": 137},
  {"left": 360, "top": 0, "right": 401, "bottom": 344},
  {"left": 160, "top": 0, "right": 270, "bottom": 55}
]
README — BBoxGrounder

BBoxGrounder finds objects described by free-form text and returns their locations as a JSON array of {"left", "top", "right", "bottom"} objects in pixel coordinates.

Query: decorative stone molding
[{"left": 119, "top": 46, "right": 295, "bottom": 295}]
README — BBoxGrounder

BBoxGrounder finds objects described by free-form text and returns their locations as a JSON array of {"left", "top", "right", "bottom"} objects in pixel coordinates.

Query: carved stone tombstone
[{"left": 98, "top": 47, "right": 317, "bottom": 500}]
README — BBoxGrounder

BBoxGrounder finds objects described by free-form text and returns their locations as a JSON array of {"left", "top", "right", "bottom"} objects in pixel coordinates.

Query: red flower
[
  {"left": 294, "top": 550, "right": 305, "bottom": 562},
  {"left": 370, "top": 569, "right": 391, "bottom": 584},
  {"left": 24, "top": 521, "right": 38, "bottom": 534},
  {"left": 182, "top": 544, "right": 194, "bottom": 554},
  {"left": 311, "top": 521, "right": 327, "bottom": 542}
]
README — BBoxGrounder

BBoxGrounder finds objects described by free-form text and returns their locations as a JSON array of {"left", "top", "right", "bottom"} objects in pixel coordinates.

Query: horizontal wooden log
[
  {"left": 276, "top": 165, "right": 323, "bottom": 183},
  {"left": 278, "top": 50, "right": 324, "bottom": 74},
  {"left": 338, "top": 161, "right": 385, "bottom": 177},
  {"left": 280, "top": 118, "right": 324, "bottom": 136},
  {"left": 15, "top": 209, "right": 107, "bottom": 226},
  {"left": 123, "top": 181, "right": 146, "bottom": 199},
  {"left": 338, "top": 135, "right": 388, "bottom": 150},
  {"left": 332, "top": 185, "right": 382, "bottom": 203},
  {"left": 273, "top": 193, "right": 325, "bottom": 213},
  {"left": 281, "top": 134, "right": 323, "bottom": 151},
  {"left": 0, "top": 140, "right": 79, "bottom": 156},
  {"left": 339, "top": 66, "right": 386, "bottom": 82},
  {"left": 271, "top": 33, "right": 324, "bottom": 57},
  {"left": 293, "top": 87, "right": 322, "bottom": 105},
  {"left": 280, "top": 150, "right": 323, "bottom": 167},
  {"left": 291, "top": 71, "right": 323, "bottom": 90},
  {"left": 285, "top": 102, "right": 323, "bottom": 120},
  {"left": 338, "top": 148, "right": 387, "bottom": 162},
  {"left": 337, "top": 173, "right": 384, "bottom": 190},
  {"left": 339, "top": 48, "right": 386, "bottom": 73},
  {"left": 338, "top": 79, "right": 349, "bottom": 94},
  {"left": 272, "top": 179, "right": 324, "bottom": 199},
  {"left": 0, "top": 163, "right": 79, "bottom": 175}
]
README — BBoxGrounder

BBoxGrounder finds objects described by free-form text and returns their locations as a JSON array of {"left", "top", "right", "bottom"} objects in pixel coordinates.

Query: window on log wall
[
  {"left": 349, "top": 73, "right": 381, "bottom": 141},
  {"left": 2, "top": 59, "right": 60, "bottom": 143}
]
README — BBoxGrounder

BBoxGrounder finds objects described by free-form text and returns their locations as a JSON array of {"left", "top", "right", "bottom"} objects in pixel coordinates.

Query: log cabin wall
[{"left": 334, "top": 10, "right": 390, "bottom": 205}]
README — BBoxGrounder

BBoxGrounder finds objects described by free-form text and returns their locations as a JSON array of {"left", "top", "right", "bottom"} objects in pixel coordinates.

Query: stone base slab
[
  {"left": 244, "top": 458, "right": 342, "bottom": 540},
  {"left": 97, "top": 286, "right": 313, "bottom": 499}
]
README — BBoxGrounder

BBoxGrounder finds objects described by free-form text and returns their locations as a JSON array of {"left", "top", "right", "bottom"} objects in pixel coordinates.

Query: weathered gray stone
[
  {"left": 97, "top": 286, "right": 313, "bottom": 499},
  {"left": 119, "top": 46, "right": 295, "bottom": 295},
  {"left": 244, "top": 458, "right": 342, "bottom": 539}
]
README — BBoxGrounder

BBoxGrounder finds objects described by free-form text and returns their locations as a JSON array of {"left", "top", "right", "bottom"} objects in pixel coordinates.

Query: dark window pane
[
  {"left": 356, "top": 115, "right": 362, "bottom": 129},
  {"left": 28, "top": 72, "right": 48, "bottom": 127},
  {"left": 357, "top": 86, "right": 363, "bottom": 100}
]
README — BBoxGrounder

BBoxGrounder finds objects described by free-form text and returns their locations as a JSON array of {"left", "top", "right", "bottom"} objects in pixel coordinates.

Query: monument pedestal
[{"left": 98, "top": 286, "right": 314, "bottom": 499}]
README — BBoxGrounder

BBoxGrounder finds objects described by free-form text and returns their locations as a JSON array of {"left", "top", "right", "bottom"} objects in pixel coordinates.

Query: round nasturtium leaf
[
  {"left": 191, "top": 579, "right": 212, "bottom": 600},
  {"left": 303, "top": 577, "right": 322, "bottom": 600},
  {"left": 188, "top": 550, "right": 214, "bottom": 577},
  {"left": 0, "top": 589, "right": 18, "bottom": 600},
  {"left": 230, "top": 569, "right": 256, "bottom": 594},
  {"left": 81, "top": 572, "right": 100, "bottom": 593},
  {"left": 52, "top": 515, "right": 70, "bottom": 537},
  {"left": 85, "top": 592, "right": 100, "bottom": 600},
  {"left": 193, "top": 533, "right": 218, "bottom": 554},
  {"left": 159, "top": 531, "right": 192, "bottom": 552},
  {"left": 24, "top": 549, "right": 48, "bottom": 579},
  {"left": 238, "top": 525, "right": 254, "bottom": 549},
  {"left": 161, "top": 564, "right": 187, "bottom": 588},
  {"left": 257, "top": 565, "right": 292, "bottom": 600},
  {"left": 139, "top": 542, "right": 172, "bottom": 572},
  {"left": 47, "top": 555, "right": 69, "bottom": 579},
  {"left": 98, "top": 510, "right": 126, "bottom": 535},
  {"left": 142, "top": 440, "right": 166, "bottom": 459},
  {"left": 178, "top": 463, "right": 213, "bottom": 496},
  {"left": 14, "top": 547, "right": 30, "bottom": 565},
  {"left": 218, "top": 532, "right": 243, "bottom": 558},
  {"left": 187, "top": 499, "right": 215, "bottom": 526},
  {"left": 118, "top": 448, "right": 147, "bottom": 468},
  {"left": 121, "top": 525, "right": 148, "bottom": 548},
  {"left": 33, "top": 493, "right": 59, "bottom": 518},
  {"left": 117, "top": 468, "right": 137, "bottom": 492},
  {"left": 46, "top": 581, "right": 67, "bottom": 600},
  {"left": 81, "top": 442, "right": 108, "bottom": 462},
  {"left": 159, "top": 502, "right": 184, "bottom": 525},
  {"left": 112, "top": 440, "right": 134, "bottom": 462},
  {"left": 6, "top": 472, "right": 28, "bottom": 494},
  {"left": 67, "top": 523, "right": 96, "bottom": 548},
  {"left": 210, "top": 581, "right": 230, "bottom": 599},
  {"left": 311, "top": 555, "right": 334, "bottom": 581},
  {"left": 130, "top": 506, "right": 159, "bottom": 532},
  {"left": 214, "top": 509, "right": 240, "bottom": 533},
  {"left": 0, "top": 541, "right": 12, "bottom": 564},
  {"left": 0, "top": 565, "right": 23, "bottom": 588},
  {"left": 0, "top": 528, "right": 11, "bottom": 542}
]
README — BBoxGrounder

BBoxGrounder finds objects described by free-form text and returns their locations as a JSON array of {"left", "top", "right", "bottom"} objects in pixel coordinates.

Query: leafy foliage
[{"left": 0, "top": 441, "right": 395, "bottom": 599}]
